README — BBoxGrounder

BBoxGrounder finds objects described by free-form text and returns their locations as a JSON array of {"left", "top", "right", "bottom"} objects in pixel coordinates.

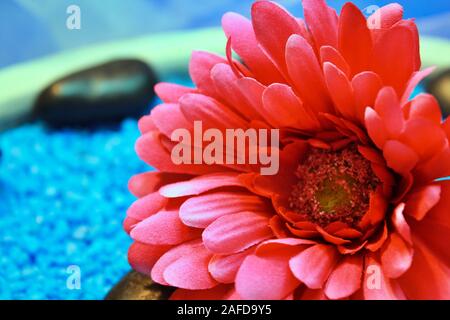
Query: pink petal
[
  {"left": 235, "top": 249, "right": 301, "bottom": 300},
  {"left": 150, "top": 103, "right": 192, "bottom": 137},
  {"left": 367, "top": 3, "right": 403, "bottom": 30},
  {"left": 189, "top": 51, "right": 225, "bottom": 97},
  {"left": 445, "top": 118, "right": 450, "bottom": 140},
  {"left": 137, "top": 115, "right": 157, "bottom": 135},
  {"left": 334, "top": 228, "right": 363, "bottom": 239},
  {"left": 224, "top": 289, "right": 243, "bottom": 300},
  {"left": 159, "top": 173, "right": 242, "bottom": 198},
  {"left": 364, "top": 254, "right": 406, "bottom": 300},
  {"left": 151, "top": 240, "right": 202, "bottom": 285},
  {"left": 170, "top": 285, "right": 232, "bottom": 300},
  {"left": 128, "top": 171, "right": 191, "bottom": 198},
  {"left": 296, "top": 18, "right": 315, "bottom": 47},
  {"left": 323, "top": 62, "right": 356, "bottom": 121},
  {"left": 352, "top": 71, "right": 383, "bottom": 123},
  {"left": 370, "top": 166, "right": 395, "bottom": 198},
  {"left": 401, "top": 67, "right": 434, "bottom": 104},
  {"left": 135, "top": 131, "right": 219, "bottom": 174},
  {"left": 209, "top": 248, "right": 253, "bottom": 284},
  {"left": 324, "top": 255, "right": 363, "bottom": 299},
  {"left": 364, "top": 107, "right": 388, "bottom": 149},
  {"left": 256, "top": 238, "right": 316, "bottom": 255},
  {"left": 128, "top": 242, "right": 171, "bottom": 276},
  {"left": 251, "top": 0, "right": 301, "bottom": 75},
  {"left": 383, "top": 140, "right": 419, "bottom": 175},
  {"left": 400, "top": 118, "right": 447, "bottom": 160},
  {"left": 202, "top": 212, "right": 273, "bottom": 255},
  {"left": 236, "top": 77, "right": 266, "bottom": 117},
  {"left": 405, "top": 93, "right": 442, "bottom": 125},
  {"left": 135, "top": 131, "right": 170, "bottom": 167},
  {"left": 365, "top": 222, "right": 389, "bottom": 252},
  {"left": 289, "top": 244, "right": 339, "bottom": 289},
  {"left": 298, "top": 288, "right": 328, "bottom": 300},
  {"left": 179, "top": 93, "right": 248, "bottom": 130},
  {"left": 123, "top": 216, "right": 139, "bottom": 234},
  {"left": 163, "top": 244, "right": 218, "bottom": 290},
  {"left": 391, "top": 203, "right": 412, "bottom": 245},
  {"left": 130, "top": 210, "right": 201, "bottom": 245},
  {"left": 154, "top": 82, "right": 194, "bottom": 103},
  {"left": 414, "top": 146, "right": 450, "bottom": 184},
  {"left": 395, "top": 19, "right": 421, "bottom": 70},
  {"left": 262, "top": 83, "right": 319, "bottom": 130},
  {"left": 381, "top": 233, "right": 413, "bottom": 278},
  {"left": 397, "top": 236, "right": 450, "bottom": 299},
  {"left": 372, "top": 26, "right": 417, "bottom": 97},
  {"left": 410, "top": 182, "right": 450, "bottom": 264},
  {"left": 320, "top": 45, "right": 350, "bottom": 77},
  {"left": 287, "top": 226, "right": 320, "bottom": 239},
  {"left": 374, "top": 87, "right": 404, "bottom": 138},
  {"left": 302, "top": 0, "right": 338, "bottom": 49},
  {"left": 337, "top": 241, "right": 367, "bottom": 255},
  {"left": 412, "top": 219, "right": 450, "bottom": 266},
  {"left": 126, "top": 191, "right": 167, "bottom": 220},
  {"left": 224, "top": 36, "right": 252, "bottom": 79},
  {"left": 420, "top": 181, "right": 450, "bottom": 229},
  {"left": 404, "top": 184, "right": 441, "bottom": 221},
  {"left": 269, "top": 215, "right": 289, "bottom": 238},
  {"left": 180, "top": 191, "right": 268, "bottom": 228},
  {"left": 357, "top": 144, "right": 385, "bottom": 166},
  {"left": 316, "top": 226, "right": 350, "bottom": 245},
  {"left": 338, "top": 3, "right": 372, "bottom": 76},
  {"left": 210, "top": 63, "right": 261, "bottom": 120},
  {"left": 222, "top": 12, "right": 284, "bottom": 84},
  {"left": 286, "top": 34, "right": 332, "bottom": 114}
]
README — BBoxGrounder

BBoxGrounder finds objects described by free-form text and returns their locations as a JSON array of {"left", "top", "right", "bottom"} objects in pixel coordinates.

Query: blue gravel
[
  {"left": 0, "top": 75, "right": 193, "bottom": 300},
  {"left": 0, "top": 119, "right": 149, "bottom": 299}
]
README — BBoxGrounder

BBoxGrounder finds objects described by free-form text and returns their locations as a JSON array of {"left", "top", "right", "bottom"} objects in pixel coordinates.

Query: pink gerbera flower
[{"left": 124, "top": 0, "right": 450, "bottom": 300}]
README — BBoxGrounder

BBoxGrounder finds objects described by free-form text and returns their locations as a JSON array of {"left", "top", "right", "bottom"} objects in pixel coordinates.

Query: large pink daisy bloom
[{"left": 124, "top": 0, "right": 450, "bottom": 299}]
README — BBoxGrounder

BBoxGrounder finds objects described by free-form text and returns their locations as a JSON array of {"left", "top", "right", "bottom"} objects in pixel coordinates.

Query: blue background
[{"left": 0, "top": 0, "right": 449, "bottom": 68}]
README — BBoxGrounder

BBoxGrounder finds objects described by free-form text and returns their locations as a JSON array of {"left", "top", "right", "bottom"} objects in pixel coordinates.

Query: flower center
[{"left": 289, "top": 144, "right": 379, "bottom": 227}]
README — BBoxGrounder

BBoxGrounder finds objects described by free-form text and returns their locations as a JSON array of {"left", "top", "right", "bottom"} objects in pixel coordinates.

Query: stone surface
[
  {"left": 34, "top": 59, "right": 158, "bottom": 127},
  {"left": 105, "top": 270, "right": 174, "bottom": 300}
]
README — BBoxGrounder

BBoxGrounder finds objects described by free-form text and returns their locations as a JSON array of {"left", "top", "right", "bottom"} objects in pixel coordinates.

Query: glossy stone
[
  {"left": 425, "top": 69, "right": 450, "bottom": 117},
  {"left": 34, "top": 59, "right": 158, "bottom": 127},
  {"left": 105, "top": 270, "right": 174, "bottom": 300}
]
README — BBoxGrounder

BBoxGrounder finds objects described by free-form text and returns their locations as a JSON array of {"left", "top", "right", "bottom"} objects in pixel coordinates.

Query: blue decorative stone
[{"left": 0, "top": 119, "right": 148, "bottom": 299}]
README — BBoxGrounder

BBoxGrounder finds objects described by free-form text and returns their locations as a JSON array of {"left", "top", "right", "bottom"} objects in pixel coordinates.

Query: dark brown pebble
[
  {"left": 105, "top": 270, "right": 174, "bottom": 300},
  {"left": 425, "top": 68, "right": 450, "bottom": 117},
  {"left": 34, "top": 59, "right": 158, "bottom": 127}
]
